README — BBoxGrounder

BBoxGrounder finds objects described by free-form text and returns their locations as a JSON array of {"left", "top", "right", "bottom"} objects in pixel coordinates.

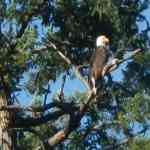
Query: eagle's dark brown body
[
  {"left": 90, "top": 46, "right": 109, "bottom": 81},
  {"left": 88, "top": 35, "right": 110, "bottom": 95}
]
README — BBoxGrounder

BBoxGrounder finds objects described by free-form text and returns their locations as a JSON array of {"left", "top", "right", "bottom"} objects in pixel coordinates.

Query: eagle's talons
[
  {"left": 111, "top": 58, "right": 120, "bottom": 65},
  {"left": 102, "top": 58, "right": 120, "bottom": 76}
]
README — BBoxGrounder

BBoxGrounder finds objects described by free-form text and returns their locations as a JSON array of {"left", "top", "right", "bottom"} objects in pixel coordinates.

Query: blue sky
[{"left": 15, "top": 6, "right": 150, "bottom": 106}]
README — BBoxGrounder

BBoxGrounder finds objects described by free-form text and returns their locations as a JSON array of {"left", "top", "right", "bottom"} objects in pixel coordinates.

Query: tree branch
[
  {"left": 102, "top": 48, "right": 142, "bottom": 76},
  {"left": 0, "top": 102, "right": 77, "bottom": 113},
  {"left": 44, "top": 93, "right": 96, "bottom": 147},
  {"left": 45, "top": 42, "right": 91, "bottom": 90},
  {"left": 13, "top": 110, "right": 66, "bottom": 128}
]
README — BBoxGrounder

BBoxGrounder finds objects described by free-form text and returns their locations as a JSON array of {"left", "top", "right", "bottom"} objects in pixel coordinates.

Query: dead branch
[
  {"left": 102, "top": 48, "right": 142, "bottom": 76},
  {"left": 45, "top": 42, "right": 91, "bottom": 90}
]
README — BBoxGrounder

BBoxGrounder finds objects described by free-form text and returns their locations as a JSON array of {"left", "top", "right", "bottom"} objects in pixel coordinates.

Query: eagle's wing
[{"left": 89, "top": 49, "right": 96, "bottom": 66}]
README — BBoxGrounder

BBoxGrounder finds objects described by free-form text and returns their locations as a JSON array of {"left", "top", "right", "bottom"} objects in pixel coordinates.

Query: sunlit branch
[{"left": 45, "top": 42, "right": 91, "bottom": 90}]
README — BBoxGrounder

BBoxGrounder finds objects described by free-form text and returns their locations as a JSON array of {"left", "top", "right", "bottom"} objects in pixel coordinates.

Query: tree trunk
[{"left": 0, "top": 95, "right": 13, "bottom": 150}]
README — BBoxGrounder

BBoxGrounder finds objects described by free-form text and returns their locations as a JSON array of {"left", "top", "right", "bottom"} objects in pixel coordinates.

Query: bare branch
[
  {"left": 45, "top": 42, "right": 90, "bottom": 90},
  {"left": 102, "top": 48, "right": 142, "bottom": 76},
  {"left": 47, "top": 130, "right": 67, "bottom": 146},
  {"left": 57, "top": 50, "right": 71, "bottom": 65}
]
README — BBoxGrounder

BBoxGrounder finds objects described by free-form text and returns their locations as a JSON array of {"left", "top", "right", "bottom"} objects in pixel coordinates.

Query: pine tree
[{"left": 0, "top": 0, "right": 150, "bottom": 149}]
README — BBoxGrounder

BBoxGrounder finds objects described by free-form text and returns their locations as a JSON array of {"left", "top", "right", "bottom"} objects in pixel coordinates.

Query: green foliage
[
  {"left": 128, "top": 139, "right": 150, "bottom": 150},
  {"left": 18, "top": 124, "right": 55, "bottom": 150},
  {"left": 19, "top": 132, "right": 41, "bottom": 150},
  {"left": 124, "top": 94, "right": 150, "bottom": 122}
]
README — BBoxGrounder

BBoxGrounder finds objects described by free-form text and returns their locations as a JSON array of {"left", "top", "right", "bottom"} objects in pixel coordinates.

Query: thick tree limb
[
  {"left": 46, "top": 130, "right": 67, "bottom": 146},
  {"left": 44, "top": 93, "right": 96, "bottom": 147},
  {"left": 13, "top": 110, "right": 65, "bottom": 128},
  {"left": 0, "top": 102, "right": 77, "bottom": 114},
  {"left": 0, "top": 102, "right": 78, "bottom": 128},
  {"left": 0, "top": 105, "right": 33, "bottom": 112}
]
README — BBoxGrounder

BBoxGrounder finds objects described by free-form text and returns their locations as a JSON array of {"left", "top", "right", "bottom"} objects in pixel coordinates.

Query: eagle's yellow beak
[
  {"left": 101, "top": 35, "right": 109, "bottom": 44},
  {"left": 104, "top": 37, "right": 109, "bottom": 44}
]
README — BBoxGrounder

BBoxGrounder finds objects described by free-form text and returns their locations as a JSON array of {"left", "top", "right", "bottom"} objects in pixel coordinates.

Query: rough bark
[{"left": 0, "top": 95, "right": 13, "bottom": 150}]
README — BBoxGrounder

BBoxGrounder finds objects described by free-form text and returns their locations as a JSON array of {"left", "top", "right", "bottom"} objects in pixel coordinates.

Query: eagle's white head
[{"left": 96, "top": 35, "right": 109, "bottom": 47}]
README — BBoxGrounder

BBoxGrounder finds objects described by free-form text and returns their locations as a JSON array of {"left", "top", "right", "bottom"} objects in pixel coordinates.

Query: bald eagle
[{"left": 89, "top": 35, "right": 111, "bottom": 95}]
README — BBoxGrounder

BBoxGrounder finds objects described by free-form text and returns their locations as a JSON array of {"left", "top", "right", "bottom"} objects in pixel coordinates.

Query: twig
[
  {"left": 59, "top": 73, "right": 67, "bottom": 100},
  {"left": 43, "top": 83, "right": 51, "bottom": 106}
]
